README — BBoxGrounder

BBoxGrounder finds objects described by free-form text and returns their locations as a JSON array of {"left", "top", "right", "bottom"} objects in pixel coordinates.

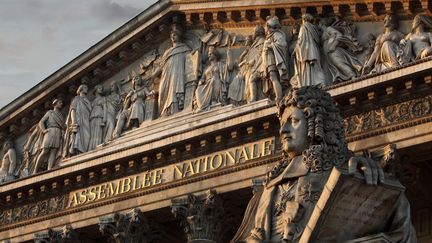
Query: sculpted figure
[
  {"left": 151, "top": 27, "right": 192, "bottom": 117},
  {"left": 291, "top": 14, "right": 326, "bottom": 87},
  {"left": 104, "top": 82, "right": 122, "bottom": 142},
  {"left": 232, "top": 86, "right": 416, "bottom": 242},
  {"left": 0, "top": 140, "right": 17, "bottom": 183},
  {"left": 401, "top": 14, "right": 432, "bottom": 62},
  {"left": 88, "top": 85, "right": 107, "bottom": 150},
  {"left": 63, "top": 84, "right": 91, "bottom": 157},
  {"left": 33, "top": 99, "right": 66, "bottom": 173},
  {"left": 113, "top": 75, "right": 152, "bottom": 138},
  {"left": 321, "top": 20, "right": 362, "bottom": 83},
  {"left": 262, "top": 17, "right": 288, "bottom": 102},
  {"left": 363, "top": 14, "right": 404, "bottom": 74},
  {"left": 194, "top": 48, "right": 227, "bottom": 112},
  {"left": 240, "top": 26, "right": 265, "bottom": 103}
]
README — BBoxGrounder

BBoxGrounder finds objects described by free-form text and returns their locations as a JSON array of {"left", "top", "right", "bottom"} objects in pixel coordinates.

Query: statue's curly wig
[{"left": 266, "top": 86, "right": 352, "bottom": 183}]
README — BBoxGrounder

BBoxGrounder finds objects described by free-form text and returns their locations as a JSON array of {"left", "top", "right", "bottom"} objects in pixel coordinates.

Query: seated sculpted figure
[
  {"left": 232, "top": 86, "right": 416, "bottom": 242},
  {"left": 363, "top": 14, "right": 404, "bottom": 74},
  {"left": 0, "top": 140, "right": 17, "bottom": 183},
  {"left": 401, "top": 14, "right": 432, "bottom": 62},
  {"left": 113, "top": 74, "right": 153, "bottom": 138},
  {"left": 194, "top": 47, "right": 227, "bottom": 112}
]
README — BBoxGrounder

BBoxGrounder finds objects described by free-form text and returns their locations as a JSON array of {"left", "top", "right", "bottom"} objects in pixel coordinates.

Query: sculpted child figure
[{"left": 232, "top": 86, "right": 416, "bottom": 243}]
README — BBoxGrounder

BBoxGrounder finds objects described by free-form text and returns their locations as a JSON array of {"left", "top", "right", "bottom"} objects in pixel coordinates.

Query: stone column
[
  {"left": 34, "top": 225, "right": 80, "bottom": 243},
  {"left": 99, "top": 208, "right": 150, "bottom": 243},
  {"left": 171, "top": 190, "right": 225, "bottom": 243}
]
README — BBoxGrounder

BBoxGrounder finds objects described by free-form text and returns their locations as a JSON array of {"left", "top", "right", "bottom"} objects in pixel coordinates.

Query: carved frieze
[
  {"left": 0, "top": 194, "right": 68, "bottom": 228},
  {"left": 344, "top": 94, "right": 432, "bottom": 137}
]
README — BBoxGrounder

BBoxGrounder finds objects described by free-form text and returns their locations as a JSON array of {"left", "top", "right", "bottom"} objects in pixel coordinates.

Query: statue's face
[
  {"left": 384, "top": 15, "right": 393, "bottom": 28},
  {"left": 80, "top": 85, "right": 88, "bottom": 95},
  {"left": 170, "top": 32, "right": 180, "bottom": 43},
  {"left": 96, "top": 85, "right": 103, "bottom": 94},
  {"left": 280, "top": 106, "right": 308, "bottom": 157},
  {"left": 110, "top": 83, "right": 117, "bottom": 93},
  {"left": 55, "top": 100, "right": 63, "bottom": 109}
]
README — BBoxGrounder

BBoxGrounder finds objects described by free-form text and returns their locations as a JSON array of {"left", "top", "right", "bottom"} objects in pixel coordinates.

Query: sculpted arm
[
  {"left": 7, "top": 148, "right": 17, "bottom": 174},
  {"left": 363, "top": 36, "right": 381, "bottom": 73},
  {"left": 38, "top": 112, "right": 49, "bottom": 133}
]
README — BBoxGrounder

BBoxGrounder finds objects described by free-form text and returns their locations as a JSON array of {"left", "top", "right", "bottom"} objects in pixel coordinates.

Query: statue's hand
[{"left": 348, "top": 156, "right": 385, "bottom": 185}]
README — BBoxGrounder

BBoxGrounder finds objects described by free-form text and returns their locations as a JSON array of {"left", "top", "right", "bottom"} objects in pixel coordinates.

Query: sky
[{"left": 0, "top": 0, "right": 158, "bottom": 108}]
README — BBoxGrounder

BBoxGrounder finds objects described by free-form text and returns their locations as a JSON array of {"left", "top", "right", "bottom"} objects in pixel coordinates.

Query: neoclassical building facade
[{"left": 0, "top": 0, "right": 431, "bottom": 242}]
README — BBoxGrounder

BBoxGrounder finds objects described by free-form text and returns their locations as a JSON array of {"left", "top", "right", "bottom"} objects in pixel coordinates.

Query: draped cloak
[
  {"left": 64, "top": 96, "right": 91, "bottom": 156},
  {"left": 292, "top": 22, "right": 326, "bottom": 87},
  {"left": 158, "top": 43, "right": 192, "bottom": 116},
  {"left": 262, "top": 31, "right": 289, "bottom": 93}
]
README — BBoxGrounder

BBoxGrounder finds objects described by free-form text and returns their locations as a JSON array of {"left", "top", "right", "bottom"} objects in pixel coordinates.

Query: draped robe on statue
[
  {"left": 64, "top": 96, "right": 91, "bottom": 156},
  {"left": 262, "top": 31, "right": 289, "bottom": 93},
  {"left": 158, "top": 43, "right": 192, "bottom": 117},
  {"left": 292, "top": 22, "right": 326, "bottom": 87},
  {"left": 195, "top": 61, "right": 227, "bottom": 112}
]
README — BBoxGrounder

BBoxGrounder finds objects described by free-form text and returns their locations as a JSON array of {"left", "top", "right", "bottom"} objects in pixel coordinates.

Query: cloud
[{"left": 0, "top": 0, "right": 156, "bottom": 107}]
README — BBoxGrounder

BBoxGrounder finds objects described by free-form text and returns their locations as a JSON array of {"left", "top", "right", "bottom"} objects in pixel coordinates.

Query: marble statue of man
[
  {"left": 151, "top": 27, "right": 192, "bottom": 117},
  {"left": 0, "top": 140, "right": 17, "bottom": 183},
  {"left": 262, "top": 16, "right": 288, "bottom": 102},
  {"left": 104, "top": 82, "right": 122, "bottom": 142},
  {"left": 33, "top": 99, "right": 66, "bottom": 174},
  {"left": 88, "top": 85, "right": 107, "bottom": 150},
  {"left": 232, "top": 86, "right": 416, "bottom": 243},
  {"left": 291, "top": 14, "right": 326, "bottom": 87},
  {"left": 63, "top": 84, "right": 91, "bottom": 157},
  {"left": 363, "top": 14, "right": 404, "bottom": 74}
]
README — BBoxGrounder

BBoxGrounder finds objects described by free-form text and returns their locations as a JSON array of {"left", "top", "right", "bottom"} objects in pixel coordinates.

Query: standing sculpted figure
[
  {"left": 262, "top": 16, "right": 288, "bottom": 102},
  {"left": 63, "top": 84, "right": 91, "bottom": 157},
  {"left": 194, "top": 48, "right": 227, "bottom": 112},
  {"left": 33, "top": 99, "right": 65, "bottom": 173},
  {"left": 363, "top": 14, "right": 404, "bottom": 74},
  {"left": 104, "top": 82, "right": 122, "bottom": 142},
  {"left": 0, "top": 140, "right": 17, "bottom": 183},
  {"left": 321, "top": 20, "right": 362, "bottom": 83},
  {"left": 88, "top": 85, "right": 107, "bottom": 150},
  {"left": 401, "top": 14, "right": 432, "bottom": 62},
  {"left": 242, "top": 25, "right": 265, "bottom": 103},
  {"left": 232, "top": 86, "right": 416, "bottom": 243},
  {"left": 151, "top": 27, "right": 192, "bottom": 117},
  {"left": 291, "top": 14, "right": 325, "bottom": 87}
]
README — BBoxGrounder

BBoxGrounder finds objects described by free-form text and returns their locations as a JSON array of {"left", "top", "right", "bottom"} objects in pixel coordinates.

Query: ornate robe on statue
[
  {"left": 292, "top": 22, "right": 326, "bottom": 87},
  {"left": 64, "top": 96, "right": 91, "bottom": 156},
  {"left": 232, "top": 156, "right": 417, "bottom": 243},
  {"left": 322, "top": 27, "right": 362, "bottom": 83},
  {"left": 195, "top": 61, "right": 227, "bottom": 112},
  {"left": 158, "top": 42, "right": 192, "bottom": 117},
  {"left": 262, "top": 31, "right": 289, "bottom": 93}
]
